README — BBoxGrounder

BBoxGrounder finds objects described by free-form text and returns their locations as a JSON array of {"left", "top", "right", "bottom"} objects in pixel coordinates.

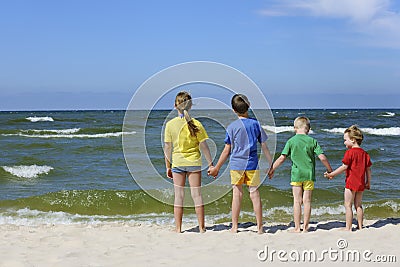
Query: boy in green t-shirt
[{"left": 268, "top": 116, "right": 332, "bottom": 232}]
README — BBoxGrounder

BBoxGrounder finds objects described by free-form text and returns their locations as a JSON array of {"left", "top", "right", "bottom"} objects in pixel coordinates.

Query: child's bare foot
[
  {"left": 175, "top": 228, "right": 182, "bottom": 233},
  {"left": 257, "top": 228, "right": 265, "bottom": 234},
  {"left": 288, "top": 228, "right": 301, "bottom": 233},
  {"left": 199, "top": 227, "right": 206, "bottom": 233},
  {"left": 339, "top": 227, "right": 352, "bottom": 231},
  {"left": 302, "top": 228, "right": 309, "bottom": 233},
  {"left": 230, "top": 227, "right": 238, "bottom": 233}
]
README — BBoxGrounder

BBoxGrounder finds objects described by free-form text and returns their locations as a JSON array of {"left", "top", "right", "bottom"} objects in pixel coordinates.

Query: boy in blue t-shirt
[{"left": 208, "top": 94, "right": 273, "bottom": 233}]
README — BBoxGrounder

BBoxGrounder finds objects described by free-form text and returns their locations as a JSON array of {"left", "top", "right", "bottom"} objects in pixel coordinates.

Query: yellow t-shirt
[{"left": 164, "top": 117, "right": 208, "bottom": 167}]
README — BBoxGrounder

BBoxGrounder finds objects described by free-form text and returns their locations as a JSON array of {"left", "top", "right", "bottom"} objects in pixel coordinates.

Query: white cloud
[
  {"left": 291, "top": 0, "right": 389, "bottom": 22},
  {"left": 364, "top": 11, "right": 400, "bottom": 47},
  {"left": 259, "top": 0, "right": 400, "bottom": 48}
]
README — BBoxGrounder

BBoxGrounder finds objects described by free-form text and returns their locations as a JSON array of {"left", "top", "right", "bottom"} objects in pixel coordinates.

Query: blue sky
[{"left": 0, "top": 0, "right": 399, "bottom": 110}]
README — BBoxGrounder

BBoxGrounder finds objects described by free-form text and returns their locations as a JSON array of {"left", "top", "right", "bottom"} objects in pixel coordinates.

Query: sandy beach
[{"left": 0, "top": 218, "right": 398, "bottom": 267}]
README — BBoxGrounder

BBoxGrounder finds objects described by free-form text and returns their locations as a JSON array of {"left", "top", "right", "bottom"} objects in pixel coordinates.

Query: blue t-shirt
[{"left": 224, "top": 118, "right": 268, "bottom": 170}]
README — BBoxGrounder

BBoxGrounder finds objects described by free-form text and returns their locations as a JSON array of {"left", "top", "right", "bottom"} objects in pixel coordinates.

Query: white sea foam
[
  {"left": 322, "top": 127, "right": 400, "bottom": 136},
  {"left": 212, "top": 205, "right": 346, "bottom": 221},
  {"left": 262, "top": 125, "right": 314, "bottom": 134},
  {"left": 2, "top": 131, "right": 136, "bottom": 139},
  {"left": 311, "top": 205, "right": 345, "bottom": 216},
  {"left": 0, "top": 208, "right": 175, "bottom": 226},
  {"left": 329, "top": 111, "right": 337, "bottom": 114},
  {"left": 365, "top": 201, "right": 399, "bottom": 212},
  {"left": 22, "top": 128, "right": 81, "bottom": 134},
  {"left": 263, "top": 125, "right": 293, "bottom": 133},
  {"left": 322, "top": 127, "right": 348, "bottom": 134},
  {"left": 0, "top": 202, "right": 397, "bottom": 226},
  {"left": 363, "top": 127, "right": 400, "bottom": 136},
  {"left": 26, "top": 116, "right": 54, "bottom": 122},
  {"left": 379, "top": 112, "right": 395, "bottom": 117},
  {"left": 263, "top": 205, "right": 345, "bottom": 217},
  {"left": 263, "top": 206, "right": 292, "bottom": 216},
  {"left": 0, "top": 209, "right": 74, "bottom": 225},
  {"left": 2, "top": 165, "right": 54, "bottom": 179}
]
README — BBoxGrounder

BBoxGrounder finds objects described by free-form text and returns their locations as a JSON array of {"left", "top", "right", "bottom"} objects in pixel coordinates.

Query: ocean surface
[{"left": 0, "top": 109, "right": 399, "bottom": 226}]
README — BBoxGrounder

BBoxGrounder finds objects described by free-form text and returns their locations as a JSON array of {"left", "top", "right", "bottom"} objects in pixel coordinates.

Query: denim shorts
[{"left": 172, "top": 166, "right": 202, "bottom": 173}]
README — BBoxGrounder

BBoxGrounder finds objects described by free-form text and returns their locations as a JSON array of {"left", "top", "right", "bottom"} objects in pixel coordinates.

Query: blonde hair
[
  {"left": 344, "top": 125, "right": 363, "bottom": 145},
  {"left": 294, "top": 116, "right": 311, "bottom": 131},
  {"left": 175, "top": 91, "right": 199, "bottom": 137}
]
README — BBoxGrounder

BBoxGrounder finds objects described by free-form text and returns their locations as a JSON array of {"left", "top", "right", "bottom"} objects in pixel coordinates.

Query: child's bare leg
[
  {"left": 344, "top": 188, "right": 356, "bottom": 231},
  {"left": 302, "top": 190, "right": 312, "bottom": 232},
  {"left": 291, "top": 186, "right": 303, "bottom": 233},
  {"left": 249, "top": 186, "right": 264, "bottom": 234},
  {"left": 173, "top": 172, "right": 186, "bottom": 233},
  {"left": 188, "top": 171, "right": 205, "bottom": 233},
  {"left": 173, "top": 206, "right": 183, "bottom": 233},
  {"left": 354, "top": 191, "right": 364, "bottom": 230},
  {"left": 231, "top": 184, "right": 243, "bottom": 233}
]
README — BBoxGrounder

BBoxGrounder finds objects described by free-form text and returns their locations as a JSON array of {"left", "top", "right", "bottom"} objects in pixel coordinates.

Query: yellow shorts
[
  {"left": 230, "top": 170, "right": 260, "bottom": 186},
  {"left": 290, "top": 181, "right": 314, "bottom": 190}
]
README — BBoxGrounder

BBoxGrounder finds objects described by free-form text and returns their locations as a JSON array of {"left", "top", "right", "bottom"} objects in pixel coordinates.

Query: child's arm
[
  {"left": 268, "top": 154, "right": 287, "bottom": 179},
  {"left": 365, "top": 166, "right": 372, "bottom": 189},
  {"left": 261, "top": 142, "right": 273, "bottom": 169},
  {"left": 199, "top": 140, "right": 214, "bottom": 168},
  {"left": 318, "top": 154, "right": 333, "bottom": 173},
  {"left": 208, "top": 144, "right": 230, "bottom": 178},
  {"left": 164, "top": 142, "right": 173, "bottom": 179},
  {"left": 325, "top": 163, "right": 347, "bottom": 179}
]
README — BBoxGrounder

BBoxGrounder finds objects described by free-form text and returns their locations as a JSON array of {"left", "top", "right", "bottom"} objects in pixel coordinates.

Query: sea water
[{"left": 0, "top": 109, "right": 398, "bottom": 226}]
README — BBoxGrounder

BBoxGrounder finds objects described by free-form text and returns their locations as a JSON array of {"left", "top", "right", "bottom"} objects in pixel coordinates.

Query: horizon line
[{"left": 1, "top": 107, "right": 400, "bottom": 112}]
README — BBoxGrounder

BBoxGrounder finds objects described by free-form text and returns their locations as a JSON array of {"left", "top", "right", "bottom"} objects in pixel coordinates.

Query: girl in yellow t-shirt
[{"left": 164, "top": 91, "right": 213, "bottom": 233}]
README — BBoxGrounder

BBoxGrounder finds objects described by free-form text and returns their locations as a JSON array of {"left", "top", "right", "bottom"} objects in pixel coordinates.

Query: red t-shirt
[{"left": 342, "top": 147, "right": 372, "bottom": 191}]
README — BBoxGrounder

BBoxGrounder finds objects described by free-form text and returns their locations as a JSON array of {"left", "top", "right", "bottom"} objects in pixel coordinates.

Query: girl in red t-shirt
[{"left": 325, "top": 125, "right": 372, "bottom": 231}]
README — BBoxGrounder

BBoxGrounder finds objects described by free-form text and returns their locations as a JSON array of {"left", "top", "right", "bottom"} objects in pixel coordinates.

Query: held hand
[
  {"left": 166, "top": 168, "right": 173, "bottom": 179},
  {"left": 207, "top": 166, "right": 218, "bottom": 178},
  {"left": 267, "top": 168, "right": 274, "bottom": 179},
  {"left": 324, "top": 171, "right": 333, "bottom": 180},
  {"left": 365, "top": 182, "right": 371, "bottom": 190}
]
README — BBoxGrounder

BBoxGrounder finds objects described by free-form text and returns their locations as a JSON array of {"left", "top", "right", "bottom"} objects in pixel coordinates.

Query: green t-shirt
[{"left": 281, "top": 134, "right": 324, "bottom": 182}]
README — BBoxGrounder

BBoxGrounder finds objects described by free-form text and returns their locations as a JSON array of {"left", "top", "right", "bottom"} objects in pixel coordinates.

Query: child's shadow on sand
[
  {"left": 185, "top": 222, "right": 292, "bottom": 233},
  {"left": 365, "top": 217, "right": 400, "bottom": 228},
  {"left": 185, "top": 217, "right": 400, "bottom": 233},
  {"left": 185, "top": 223, "right": 256, "bottom": 233},
  {"left": 308, "top": 217, "right": 400, "bottom": 232}
]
